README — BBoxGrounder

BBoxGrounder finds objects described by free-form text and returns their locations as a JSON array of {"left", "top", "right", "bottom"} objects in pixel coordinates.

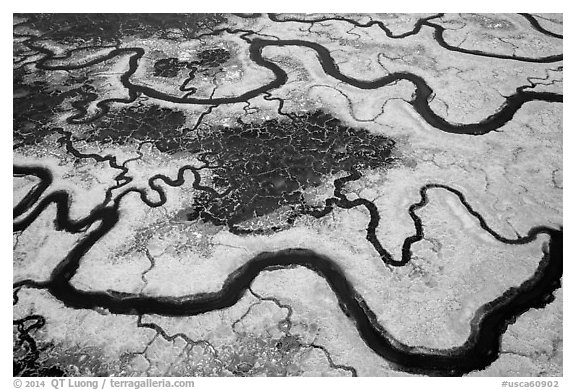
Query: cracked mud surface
[{"left": 13, "top": 13, "right": 562, "bottom": 377}]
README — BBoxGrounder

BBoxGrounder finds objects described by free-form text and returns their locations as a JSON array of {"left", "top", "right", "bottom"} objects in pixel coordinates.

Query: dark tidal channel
[
  {"left": 14, "top": 15, "right": 564, "bottom": 375},
  {"left": 13, "top": 165, "right": 563, "bottom": 376},
  {"left": 26, "top": 29, "right": 562, "bottom": 135}
]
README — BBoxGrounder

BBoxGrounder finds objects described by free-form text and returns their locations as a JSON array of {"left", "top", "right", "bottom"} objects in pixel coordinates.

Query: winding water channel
[
  {"left": 13, "top": 164, "right": 563, "bottom": 376},
  {"left": 14, "top": 14, "right": 563, "bottom": 376},
  {"left": 23, "top": 15, "right": 562, "bottom": 134}
]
